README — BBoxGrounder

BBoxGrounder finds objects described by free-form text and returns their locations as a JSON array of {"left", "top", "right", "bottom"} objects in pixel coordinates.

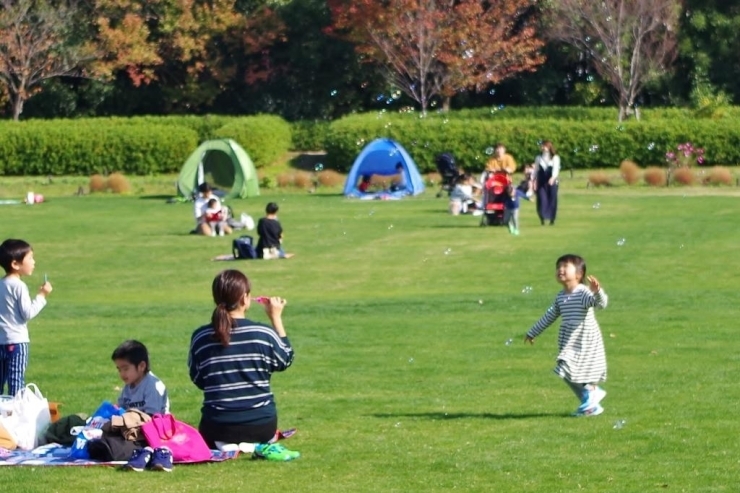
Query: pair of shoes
[
  {"left": 512, "top": 228, "right": 520, "bottom": 236},
  {"left": 122, "top": 446, "right": 173, "bottom": 472},
  {"left": 577, "top": 386, "right": 607, "bottom": 414},
  {"left": 573, "top": 404, "right": 604, "bottom": 417},
  {"left": 254, "top": 443, "right": 300, "bottom": 461}
]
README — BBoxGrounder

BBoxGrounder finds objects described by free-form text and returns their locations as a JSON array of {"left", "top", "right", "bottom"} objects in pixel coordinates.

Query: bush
[
  {"left": 293, "top": 171, "right": 313, "bottom": 189},
  {"left": 619, "top": 160, "right": 641, "bottom": 185},
  {"left": 0, "top": 119, "right": 198, "bottom": 176},
  {"left": 107, "top": 173, "right": 131, "bottom": 194},
  {"left": 704, "top": 166, "right": 734, "bottom": 186},
  {"left": 89, "top": 174, "right": 106, "bottom": 193},
  {"left": 323, "top": 111, "right": 740, "bottom": 173},
  {"left": 644, "top": 167, "right": 667, "bottom": 187},
  {"left": 291, "top": 121, "right": 331, "bottom": 151},
  {"left": 588, "top": 172, "right": 611, "bottom": 187},
  {"left": 316, "top": 170, "right": 345, "bottom": 187},
  {"left": 671, "top": 167, "right": 696, "bottom": 186},
  {"left": 276, "top": 173, "right": 293, "bottom": 188},
  {"left": 213, "top": 115, "right": 292, "bottom": 168}
]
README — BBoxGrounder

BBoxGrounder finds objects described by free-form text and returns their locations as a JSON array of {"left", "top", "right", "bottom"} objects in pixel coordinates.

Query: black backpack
[{"left": 233, "top": 235, "right": 257, "bottom": 260}]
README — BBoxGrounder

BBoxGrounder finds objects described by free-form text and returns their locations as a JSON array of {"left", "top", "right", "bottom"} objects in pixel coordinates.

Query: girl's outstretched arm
[
  {"left": 584, "top": 276, "right": 608, "bottom": 309},
  {"left": 525, "top": 301, "right": 560, "bottom": 340}
]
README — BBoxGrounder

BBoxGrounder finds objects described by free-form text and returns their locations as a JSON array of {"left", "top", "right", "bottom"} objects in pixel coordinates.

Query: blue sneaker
[
  {"left": 150, "top": 447, "right": 173, "bottom": 472},
  {"left": 577, "top": 386, "right": 607, "bottom": 413},
  {"left": 122, "top": 446, "right": 153, "bottom": 472}
]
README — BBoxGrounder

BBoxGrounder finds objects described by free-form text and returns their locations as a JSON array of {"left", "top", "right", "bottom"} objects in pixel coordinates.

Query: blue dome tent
[{"left": 343, "top": 139, "right": 426, "bottom": 198}]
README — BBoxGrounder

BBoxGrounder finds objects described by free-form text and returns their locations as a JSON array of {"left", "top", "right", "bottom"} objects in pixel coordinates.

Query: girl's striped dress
[{"left": 526, "top": 284, "right": 608, "bottom": 384}]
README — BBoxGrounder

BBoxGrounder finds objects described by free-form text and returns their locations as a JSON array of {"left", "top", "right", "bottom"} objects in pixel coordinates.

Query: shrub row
[
  {"left": 0, "top": 120, "right": 198, "bottom": 175},
  {"left": 213, "top": 115, "right": 292, "bottom": 168},
  {"left": 322, "top": 113, "right": 740, "bottom": 173},
  {"left": 0, "top": 115, "right": 293, "bottom": 176}
]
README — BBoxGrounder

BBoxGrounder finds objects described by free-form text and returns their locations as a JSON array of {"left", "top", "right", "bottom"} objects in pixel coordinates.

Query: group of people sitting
[
  {"left": 448, "top": 141, "right": 561, "bottom": 230},
  {"left": 356, "top": 163, "right": 408, "bottom": 195},
  {"left": 192, "top": 183, "right": 293, "bottom": 259}
]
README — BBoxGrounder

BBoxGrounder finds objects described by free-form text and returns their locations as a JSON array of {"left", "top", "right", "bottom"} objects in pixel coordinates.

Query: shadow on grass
[{"left": 371, "top": 412, "right": 571, "bottom": 420}]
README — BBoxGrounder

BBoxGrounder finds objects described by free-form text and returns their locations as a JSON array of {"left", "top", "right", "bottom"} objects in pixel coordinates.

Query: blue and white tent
[{"left": 343, "top": 139, "right": 426, "bottom": 197}]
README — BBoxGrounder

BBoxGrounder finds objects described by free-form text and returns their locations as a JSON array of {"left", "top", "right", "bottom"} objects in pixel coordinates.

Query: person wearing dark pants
[{"left": 533, "top": 141, "right": 561, "bottom": 225}]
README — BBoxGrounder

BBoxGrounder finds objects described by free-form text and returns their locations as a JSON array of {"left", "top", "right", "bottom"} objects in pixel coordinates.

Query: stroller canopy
[
  {"left": 343, "top": 139, "right": 425, "bottom": 197},
  {"left": 177, "top": 139, "right": 260, "bottom": 200}
]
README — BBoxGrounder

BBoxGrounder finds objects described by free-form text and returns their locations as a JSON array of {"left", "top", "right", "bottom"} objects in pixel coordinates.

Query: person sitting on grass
[
  {"left": 358, "top": 174, "right": 372, "bottom": 194},
  {"left": 112, "top": 340, "right": 170, "bottom": 416},
  {"left": 188, "top": 269, "right": 299, "bottom": 461},
  {"left": 389, "top": 163, "right": 408, "bottom": 192},
  {"left": 193, "top": 183, "right": 232, "bottom": 236},
  {"left": 256, "top": 202, "right": 294, "bottom": 259},
  {"left": 204, "top": 198, "right": 229, "bottom": 237}
]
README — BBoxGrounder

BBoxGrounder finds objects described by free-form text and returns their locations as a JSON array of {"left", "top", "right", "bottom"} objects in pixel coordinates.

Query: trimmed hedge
[
  {"left": 323, "top": 112, "right": 740, "bottom": 173},
  {"left": 290, "top": 120, "right": 331, "bottom": 151},
  {"left": 0, "top": 119, "right": 198, "bottom": 175},
  {"left": 213, "top": 115, "right": 292, "bottom": 168}
]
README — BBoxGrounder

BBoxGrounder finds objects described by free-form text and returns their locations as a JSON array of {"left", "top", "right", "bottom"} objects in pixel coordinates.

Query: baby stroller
[
  {"left": 435, "top": 152, "right": 460, "bottom": 198},
  {"left": 480, "top": 170, "right": 512, "bottom": 226}
]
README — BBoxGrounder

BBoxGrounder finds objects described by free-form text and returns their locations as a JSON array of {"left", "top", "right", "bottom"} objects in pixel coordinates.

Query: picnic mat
[{"left": 0, "top": 443, "right": 239, "bottom": 467}]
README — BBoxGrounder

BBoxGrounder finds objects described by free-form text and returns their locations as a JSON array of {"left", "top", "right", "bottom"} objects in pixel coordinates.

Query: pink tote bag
[{"left": 141, "top": 414, "right": 212, "bottom": 463}]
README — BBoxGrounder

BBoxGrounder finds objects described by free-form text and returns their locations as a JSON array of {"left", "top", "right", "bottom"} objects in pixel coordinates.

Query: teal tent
[{"left": 177, "top": 139, "right": 260, "bottom": 200}]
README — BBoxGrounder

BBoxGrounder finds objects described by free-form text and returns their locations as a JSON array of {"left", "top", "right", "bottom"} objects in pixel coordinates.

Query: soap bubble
[
  {"left": 522, "top": 286, "right": 533, "bottom": 294},
  {"left": 647, "top": 142, "right": 656, "bottom": 151},
  {"left": 314, "top": 163, "right": 324, "bottom": 172},
  {"left": 505, "top": 338, "right": 513, "bottom": 346},
  {"left": 394, "top": 422, "right": 401, "bottom": 428},
  {"left": 592, "top": 202, "right": 601, "bottom": 209},
  {"left": 613, "top": 419, "right": 626, "bottom": 430},
  {"left": 616, "top": 125, "right": 625, "bottom": 131},
  {"left": 478, "top": 299, "right": 483, "bottom": 305},
  {"left": 388, "top": 224, "right": 394, "bottom": 230},
  {"left": 485, "top": 146, "right": 494, "bottom": 155},
  {"left": 408, "top": 358, "right": 414, "bottom": 363},
  {"left": 589, "top": 144, "right": 599, "bottom": 153},
  {"left": 616, "top": 238, "right": 626, "bottom": 246},
  {"left": 444, "top": 248, "right": 452, "bottom": 255},
  {"left": 330, "top": 89, "right": 338, "bottom": 97},
  {"left": 573, "top": 147, "right": 580, "bottom": 154},
  {"left": 489, "top": 89, "right": 496, "bottom": 95}
]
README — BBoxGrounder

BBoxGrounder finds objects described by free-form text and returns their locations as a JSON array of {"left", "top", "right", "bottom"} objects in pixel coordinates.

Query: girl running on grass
[{"left": 524, "top": 254, "right": 609, "bottom": 416}]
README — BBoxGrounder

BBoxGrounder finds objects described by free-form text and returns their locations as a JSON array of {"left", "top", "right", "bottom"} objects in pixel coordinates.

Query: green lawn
[{"left": 0, "top": 178, "right": 738, "bottom": 492}]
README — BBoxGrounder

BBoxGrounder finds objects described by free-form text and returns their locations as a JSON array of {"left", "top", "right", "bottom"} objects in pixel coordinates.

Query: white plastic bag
[{"left": 9, "top": 384, "right": 51, "bottom": 450}]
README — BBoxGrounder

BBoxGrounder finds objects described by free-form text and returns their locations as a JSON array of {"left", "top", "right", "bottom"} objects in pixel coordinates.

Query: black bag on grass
[{"left": 232, "top": 235, "right": 257, "bottom": 260}]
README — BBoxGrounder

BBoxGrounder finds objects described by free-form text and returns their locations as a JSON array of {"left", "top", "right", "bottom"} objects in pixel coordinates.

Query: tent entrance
[{"left": 199, "top": 150, "right": 237, "bottom": 191}]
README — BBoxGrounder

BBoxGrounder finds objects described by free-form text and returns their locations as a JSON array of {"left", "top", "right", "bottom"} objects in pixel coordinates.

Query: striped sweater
[
  {"left": 527, "top": 285, "right": 608, "bottom": 384},
  {"left": 188, "top": 318, "right": 294, "bottom": 424}
]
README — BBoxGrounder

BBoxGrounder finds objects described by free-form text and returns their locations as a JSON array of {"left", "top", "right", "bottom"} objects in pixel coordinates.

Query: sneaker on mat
[
  {"left": 122, "top": 446, "right": 153, "bottom": 472},
  {"left": 578, "top": 386, "right": 607, "bottom": 413},
  {"left": 254, "top": 443, "right": 300, "bottom": 461},
  {"left": 150, "top": 447, "right": 174, "bottom": 472}
]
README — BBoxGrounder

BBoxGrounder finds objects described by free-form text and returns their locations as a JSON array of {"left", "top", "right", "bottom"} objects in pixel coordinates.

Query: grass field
[{"left": 0, "top": 176, "right": 738, "bottom": 492}]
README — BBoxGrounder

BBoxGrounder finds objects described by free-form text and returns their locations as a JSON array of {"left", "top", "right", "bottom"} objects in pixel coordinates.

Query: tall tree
[
  {"left": 0, "top": 0, "right": 95, "bottom": 120},
  {"left": 545, "top": 0, "right": 681, "bottom": 121},
  {"left": 327, "top": 0, "right": 545, "bottom": 113},
  {"left": 92, "top": 0, "right": 285, "bottom": 113}
]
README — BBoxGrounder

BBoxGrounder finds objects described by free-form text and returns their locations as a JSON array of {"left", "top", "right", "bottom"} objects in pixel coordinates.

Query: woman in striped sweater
[
  {"left": 525, "top": 254, "right": 609, "bottom": 416},
  {"left": 188, "top": 270, "right": 298, "bottom": 458}
]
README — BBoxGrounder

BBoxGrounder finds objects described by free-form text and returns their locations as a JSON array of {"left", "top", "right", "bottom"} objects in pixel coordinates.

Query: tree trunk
[
  {"left": 618, "top": 105, "right": 626, "bottom": 122},
  {"left": 11, "top": 95, "right": 23, "bottom": 121},
  {"left": 442, "top": 96, "right": 451, "bottom": 112}
]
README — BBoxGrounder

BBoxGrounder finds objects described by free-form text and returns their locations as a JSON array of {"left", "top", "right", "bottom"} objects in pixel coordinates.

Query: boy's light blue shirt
[
  {"left": 0, "top": 276, "right": 47, "bottom": 344},
  {"left": 117, "top": 372, "right": 170, "bottom": 416}
]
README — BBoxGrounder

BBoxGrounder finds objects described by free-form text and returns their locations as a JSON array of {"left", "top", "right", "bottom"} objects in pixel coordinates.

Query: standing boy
[{"left": 0, "top": 239, "right": 52, "bottom": 396}]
